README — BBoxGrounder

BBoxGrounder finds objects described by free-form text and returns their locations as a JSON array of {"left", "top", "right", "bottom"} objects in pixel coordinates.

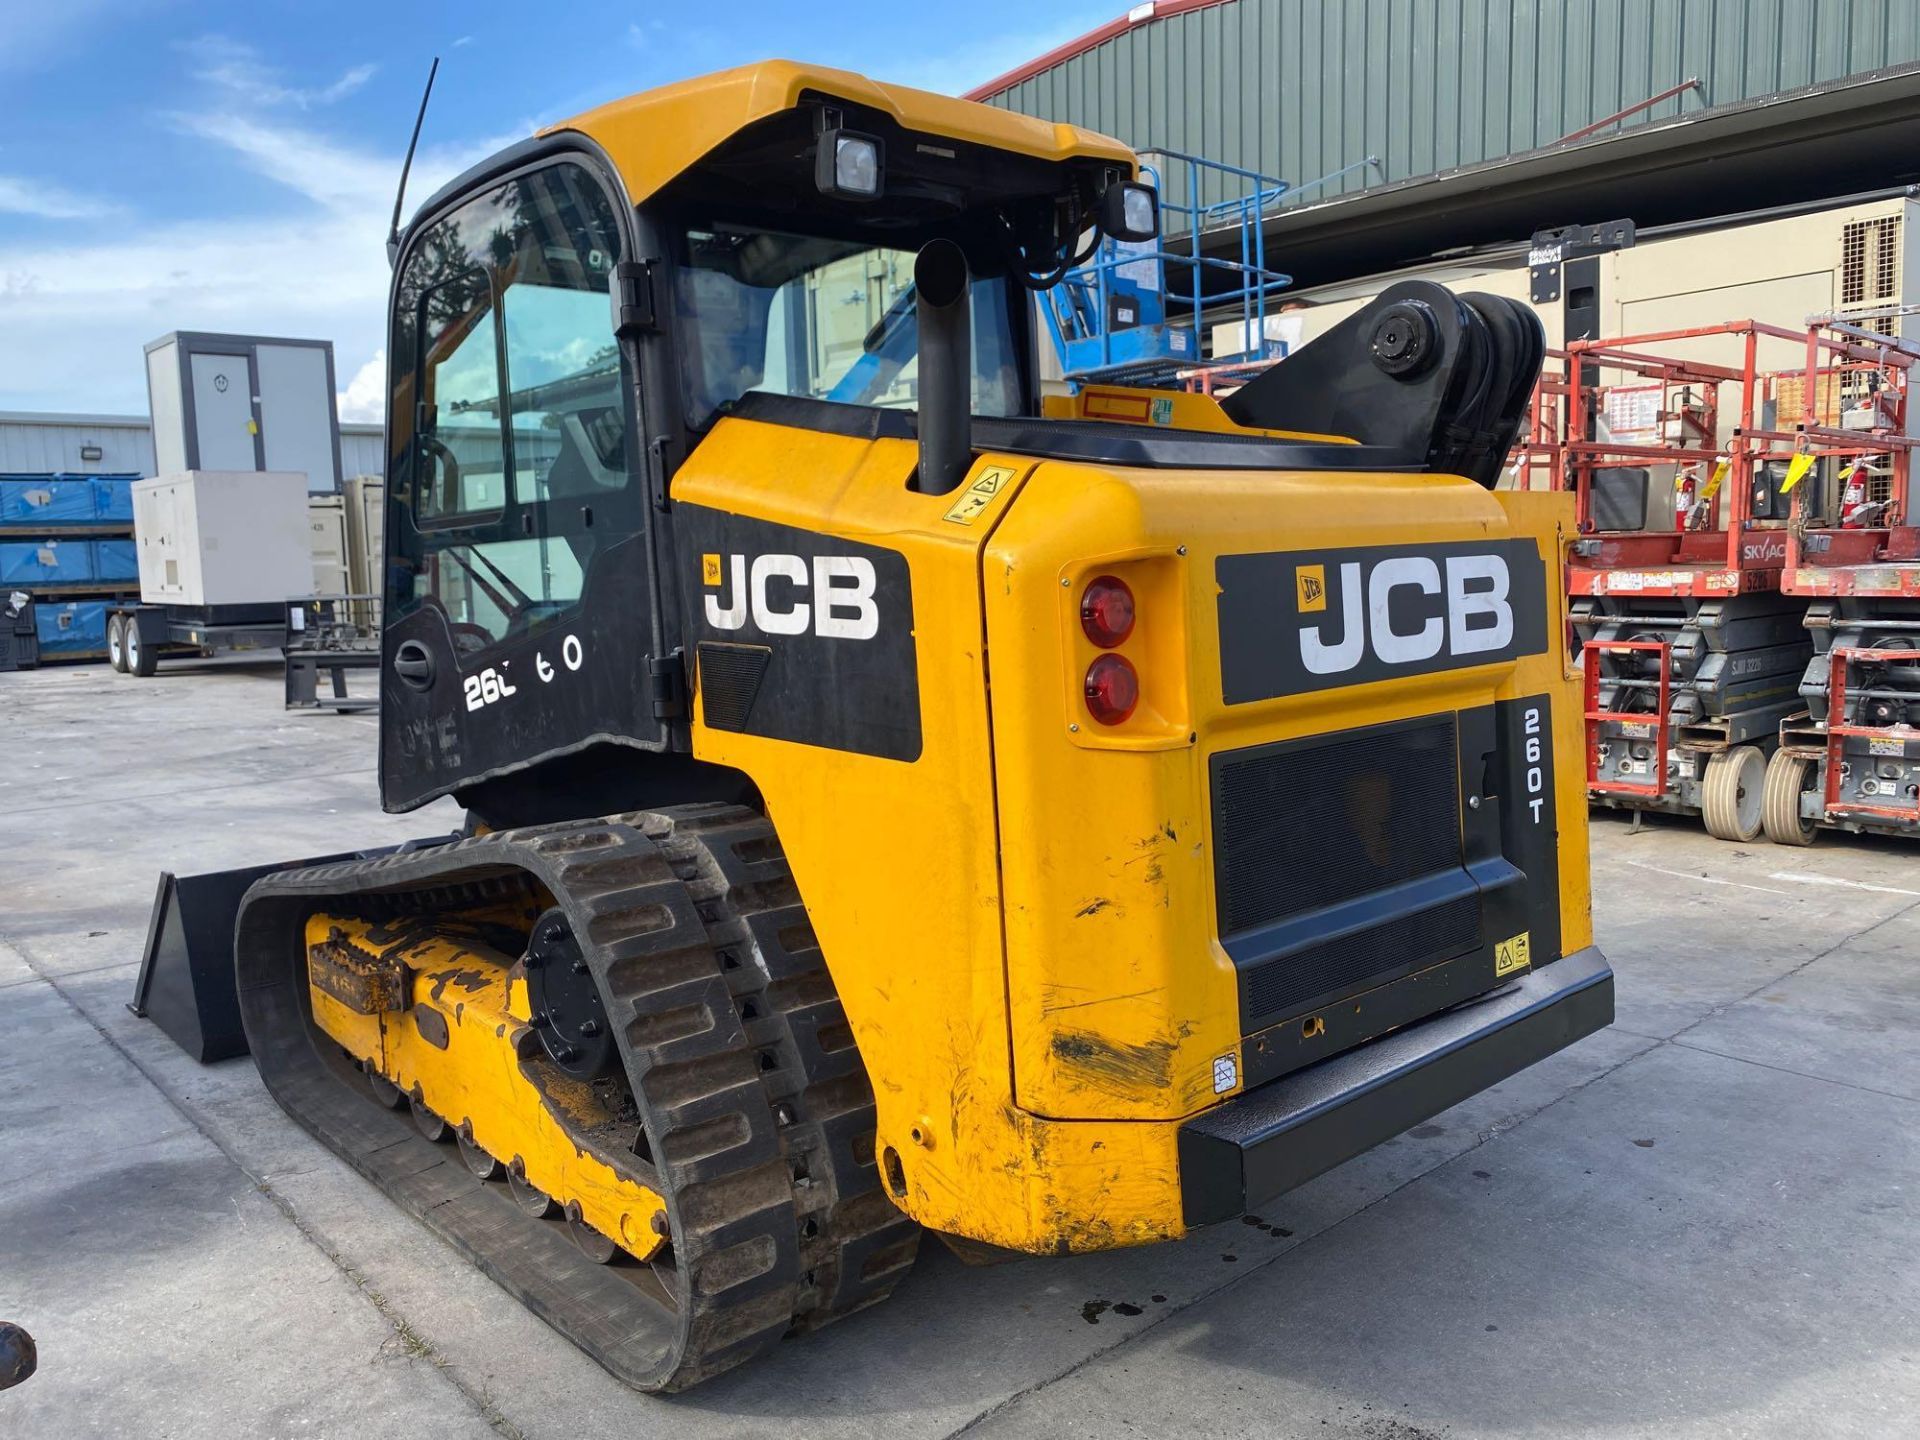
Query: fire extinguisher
[
  {"left": 1839, "top": 459, "right": 1873, "bottom": 528},
  {"left": 1674, "top": 466, "right": 1697, "bottom": 531}
]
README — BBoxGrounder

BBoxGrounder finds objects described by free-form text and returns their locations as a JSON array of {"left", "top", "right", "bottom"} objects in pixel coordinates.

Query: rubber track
[{"left": 234, "top": 805, "right": 917, "bottom": 1391}]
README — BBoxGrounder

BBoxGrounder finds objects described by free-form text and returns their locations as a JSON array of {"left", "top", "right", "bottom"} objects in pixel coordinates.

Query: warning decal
[
  {"left": 1494, "top": 931, "right": 1532, "bottom": 977},
  {"left": 943, "top": 465, "right": 1019, "bottom": 526}
]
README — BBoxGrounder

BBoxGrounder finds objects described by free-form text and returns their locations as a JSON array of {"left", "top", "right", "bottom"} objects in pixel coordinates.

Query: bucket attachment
[{"left": 130, "top": 839, "right": 455, "bottom": 1061}]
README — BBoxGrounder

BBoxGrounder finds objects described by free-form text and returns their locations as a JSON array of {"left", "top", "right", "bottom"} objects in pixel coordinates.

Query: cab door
[{"left": 380, "top": 156, "right": 666, "bottom": 812}]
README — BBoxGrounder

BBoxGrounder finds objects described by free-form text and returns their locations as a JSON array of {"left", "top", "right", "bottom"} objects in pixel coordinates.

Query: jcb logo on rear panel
[{"left": 1218, "top": 540, "right": 1549, "bottom": 703}]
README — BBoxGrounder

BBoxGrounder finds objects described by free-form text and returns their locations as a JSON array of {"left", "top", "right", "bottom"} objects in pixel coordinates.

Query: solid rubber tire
[
  {"left": 1762, "top": 750, "right": 1819, "bottom": 846},
  {"left": 1702, "top": 745, "right": 1766, "bottom": 842}
]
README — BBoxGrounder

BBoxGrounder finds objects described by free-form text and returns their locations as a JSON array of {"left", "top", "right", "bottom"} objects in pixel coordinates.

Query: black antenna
[{"left": 387, "top": 57, "right": 440, "bottom": 266}]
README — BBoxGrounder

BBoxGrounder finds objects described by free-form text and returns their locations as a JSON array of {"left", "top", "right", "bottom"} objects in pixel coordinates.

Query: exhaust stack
[{"left": 912, "top": 239, "right": 973, "bottom": 495}]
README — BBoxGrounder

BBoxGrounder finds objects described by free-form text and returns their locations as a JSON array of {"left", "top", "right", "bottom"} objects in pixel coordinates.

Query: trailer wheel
[
  {"left": 1702, "top": 745, "right": 1765, "bottom": 842},
  {"left": 107, "top": 615, "right": 128, "bottom": 673},
  {"left": 1762, "top": 751, "right": 1819, "bottom": 846},
  {"left": 126, "top": 619, "right": 159, "bottom": 677}
]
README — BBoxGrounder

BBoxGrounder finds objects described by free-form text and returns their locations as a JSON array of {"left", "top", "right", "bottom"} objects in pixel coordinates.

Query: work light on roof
[
  {"left": 817, "top": 128, "right": 884, "bottom": 200},
  {"left": 1099, "top": 179, "right": 1159, "bottom": 243}
]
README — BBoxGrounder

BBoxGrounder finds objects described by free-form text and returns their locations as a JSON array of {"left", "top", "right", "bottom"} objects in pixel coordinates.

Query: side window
[
  {"left": 387, "top": 163, "right": 637, "bottom": 654},
  {"left": 416, "top": 273, "right": 504, "bottom": 524}
]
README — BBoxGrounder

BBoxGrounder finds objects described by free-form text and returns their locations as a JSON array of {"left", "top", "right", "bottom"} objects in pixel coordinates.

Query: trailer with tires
[
  {"left": 106, "top": 471, "right": 306, "bottom": 677},
  {"left": 1765, "top": 318, "right": 1920, "bottom": 843}
]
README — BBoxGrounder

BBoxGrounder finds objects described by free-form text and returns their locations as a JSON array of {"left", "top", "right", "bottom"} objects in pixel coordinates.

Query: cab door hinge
[
  {"left": 612, "top": 259, "right": 658, "bottom": 336},
  {"left": 646, "top": 434, "right": 674, "bottom": 511},
  {"left": 649, "top": 649, "right": 688, "bottom": 721}
]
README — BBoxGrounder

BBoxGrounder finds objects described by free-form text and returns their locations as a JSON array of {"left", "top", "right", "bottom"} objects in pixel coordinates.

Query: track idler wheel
[
  {"left": 1763, "top": 751, "right": 1820, "bottom": 847},
  {"left": 1703, "top": 745, "right": 1766, "bottom": 842}
]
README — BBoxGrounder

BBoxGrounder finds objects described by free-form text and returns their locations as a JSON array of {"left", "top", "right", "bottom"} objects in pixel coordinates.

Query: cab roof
[{"left": 538, "top": 59, "right": 1136, "bottom": 205}]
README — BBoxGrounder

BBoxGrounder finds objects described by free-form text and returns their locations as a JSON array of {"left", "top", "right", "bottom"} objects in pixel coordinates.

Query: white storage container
[
  {"left": 134, "top": 471, "right": 314, "bottom": 607},
  {"left": 143, "top": 332, "right": 343, "bottom": 491}
]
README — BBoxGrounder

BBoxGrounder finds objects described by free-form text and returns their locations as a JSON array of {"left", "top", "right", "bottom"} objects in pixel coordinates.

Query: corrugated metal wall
[
  {"left": 982, "top": 0, "right": 1920, "bottom": 201},
  {"left": 339, "top": 426, "right": 384, "bottom": 479},
  {"left": 0, "top": 416, "right": 384, "bottom": 482},
  {"left": 0, "top": 417, "right": 155, "bottom": 476}
]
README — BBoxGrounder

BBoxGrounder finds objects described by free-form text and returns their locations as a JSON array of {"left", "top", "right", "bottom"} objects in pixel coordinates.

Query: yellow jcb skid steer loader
[{"left": 131, "top": 60, "right": 1610, "bottom": 1391}]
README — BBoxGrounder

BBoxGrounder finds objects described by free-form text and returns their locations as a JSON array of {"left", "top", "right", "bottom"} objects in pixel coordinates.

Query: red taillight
[
  {"left": 1083, "top": 654, "right": 1139, "bottom": 725},
  {"left": 1080, "top": 575, "right": 1135, "bottom": 648}
]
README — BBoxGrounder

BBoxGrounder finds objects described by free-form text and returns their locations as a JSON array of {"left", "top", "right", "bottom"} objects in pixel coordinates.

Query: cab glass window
[
  {"left": 674, "top": 224, "right": 1024, "bottom": 427},
  {"left": 387, "top": 162, "right": 636, "bottom": 652}
]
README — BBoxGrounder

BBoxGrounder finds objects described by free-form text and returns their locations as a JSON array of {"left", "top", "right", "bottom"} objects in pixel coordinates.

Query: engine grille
[{"left": 1211, "top": 714, "right": 1478, "bottom": 1029}]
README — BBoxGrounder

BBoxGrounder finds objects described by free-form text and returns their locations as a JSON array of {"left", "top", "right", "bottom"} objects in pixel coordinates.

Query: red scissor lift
[
  {"left": 1561, "top": 322, "right": 1822, "bottom": 840},
  {"left": 1764, "top": 318, "right": 1920, "bottom": 843}
]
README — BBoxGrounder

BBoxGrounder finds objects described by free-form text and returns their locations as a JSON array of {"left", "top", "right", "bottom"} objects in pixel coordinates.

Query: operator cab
[{"left": 379, "top": 69, "right": 1149, "bottom": 820}]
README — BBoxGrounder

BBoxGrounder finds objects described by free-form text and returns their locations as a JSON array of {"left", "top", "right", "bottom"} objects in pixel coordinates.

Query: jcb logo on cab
[{"left": 703, "top": 552, "right": 880, "bottom": 640}]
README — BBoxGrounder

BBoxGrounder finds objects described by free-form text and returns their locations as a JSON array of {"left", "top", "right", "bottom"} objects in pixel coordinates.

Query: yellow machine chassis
[{"left": 303, "top": 913, "right": 668, "bottom": 1262}]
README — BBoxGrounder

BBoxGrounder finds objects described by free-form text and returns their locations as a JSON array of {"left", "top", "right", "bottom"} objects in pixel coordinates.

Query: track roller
[
  {"left": 1702, "top": 745, "right": 1766, "bottom": 842},
  {"left": 507, "top": 1161, "right": 557, "bottom": 1218},
  {"left": 458, "top": 1126, "right": 502, "bottom": 1179},
  {"left": 365, "top": 1067, "right": 405, "bottom": 1109},
  {"left": 1763, "top": 751, "right": 1819, "bottom": 846},
  {"left": 566, "top": 1203, "right": 620, "bottom": 1264},
  {"left": 409, "top": 1096, "right": 449, "bottom": 1142}
]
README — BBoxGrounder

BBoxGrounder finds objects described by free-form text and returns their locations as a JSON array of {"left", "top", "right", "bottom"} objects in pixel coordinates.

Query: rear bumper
[{"left": 1177, "top": 946, "right": 1613, "bottom": 1227}]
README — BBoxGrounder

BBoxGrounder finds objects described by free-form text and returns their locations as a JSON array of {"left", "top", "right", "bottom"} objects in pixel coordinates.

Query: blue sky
[{"left": 0, "top": 1, "right": 1114, "bottom": 420}]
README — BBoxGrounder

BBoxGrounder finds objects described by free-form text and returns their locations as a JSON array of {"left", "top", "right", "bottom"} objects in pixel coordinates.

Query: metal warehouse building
[
  {"left": 0, "top": 411, "right": 383, "bottom": 483},
  {"left": 973, "top": 0, "right": 1920, "bottom": 288}
]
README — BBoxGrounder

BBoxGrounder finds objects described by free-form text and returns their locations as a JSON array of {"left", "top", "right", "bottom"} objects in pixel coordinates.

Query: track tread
[{"left": 235, "top": 805, "right": 917, "bottom": 1391}]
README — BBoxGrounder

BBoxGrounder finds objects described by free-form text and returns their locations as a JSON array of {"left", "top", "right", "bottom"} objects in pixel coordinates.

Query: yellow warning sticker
[
  {"left": 1494, "top": 931, "right": 1532, "bottom": 977},
  {"left": 1779, "top": 452, "right": 1816, "bottom": 493},
  {"left": 943, "top": 465, "right": 1018, "bottom": 525},
  {"left": 701, "top": 553, "right": 722, "bottom": 586},
  {"left": 1869, "top": 736, "right": 1906, "bottom": 756},
  {"left": 1296, "top": 563, "right": 1327, "bottom": 613}
]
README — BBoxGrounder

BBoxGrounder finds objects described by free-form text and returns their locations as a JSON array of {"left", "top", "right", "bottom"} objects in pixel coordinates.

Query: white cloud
[
  {"left": 0, "top": 105, "right": 510, "bottom": 416},
  {"left": 338, "top": 350, "right": 387, "bottom": 422},
  {"left": 182, "top": 35, "right": 377, "bottom": 109},
  {"left": 0, "top": 175, "right": 119, "bottom": 220},
  {"left": 167, "top": 112, "right": 402, "bottom": 211}
]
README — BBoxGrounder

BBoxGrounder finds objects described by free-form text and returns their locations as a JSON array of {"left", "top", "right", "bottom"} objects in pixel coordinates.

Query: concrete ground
[{"left": 2, "top": 659, "right": 1916, "bottom": 1440}]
